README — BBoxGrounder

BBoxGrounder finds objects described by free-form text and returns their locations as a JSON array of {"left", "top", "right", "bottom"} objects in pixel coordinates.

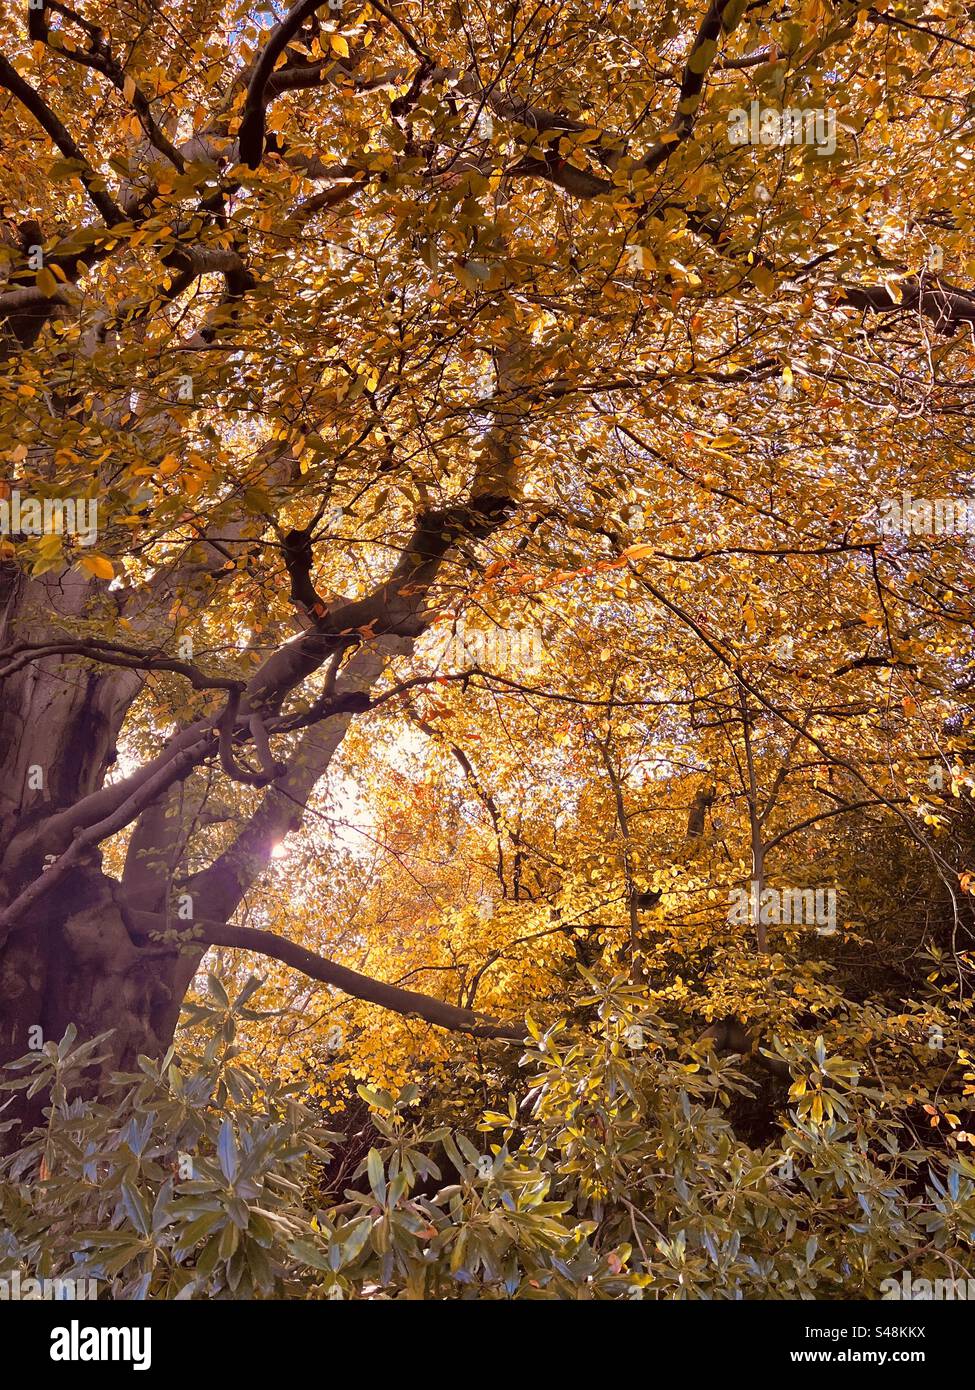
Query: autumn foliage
[{"left": 1, "top": 0, "right": 974, "bottom": 1298}]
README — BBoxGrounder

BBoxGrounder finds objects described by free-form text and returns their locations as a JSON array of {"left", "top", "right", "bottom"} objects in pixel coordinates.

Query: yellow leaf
[
  {"left": 80, "top": 554, "right": 114, "bottom": 580},
  {"left": 329, "top": 34, "right": 349, "bottom": 57},
  {"left": 751, "top": 264, "right": 776, "bottom": 294}
]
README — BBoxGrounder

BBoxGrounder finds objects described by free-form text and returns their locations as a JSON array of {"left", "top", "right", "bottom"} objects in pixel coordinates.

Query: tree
[{"left": 1, "top": 0, "right": 973, "bottom": 1145}]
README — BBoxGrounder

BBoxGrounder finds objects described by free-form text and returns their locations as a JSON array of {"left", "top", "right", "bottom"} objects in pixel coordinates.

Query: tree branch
[
  {"left": 128, "top": 912, "right": 523, "bottom": 1040},
  {"left": 238, "top": 0, "right": 339, "bottom": 168},
  {"left": 0, "top": 53, "right": 123, "bottom": 226}
]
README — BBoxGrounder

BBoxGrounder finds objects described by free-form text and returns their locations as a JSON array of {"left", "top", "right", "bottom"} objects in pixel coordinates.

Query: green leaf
[
  {"left": 217, "top": 1118, "right": 239, "bottom": 1182},
  {"left": 366, "top": 1148, "right": 386, "bottom": 1203}
]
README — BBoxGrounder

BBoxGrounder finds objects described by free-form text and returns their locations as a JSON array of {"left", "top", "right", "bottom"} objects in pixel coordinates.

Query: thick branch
[
  {"left": 187, "top": 640, "right": 403, "bottom": 922},
  {"left": 0, "top": 53, "right": 123, "bottom": 226},
  {"left": 238, "top": 0, "right": 337, "bottom": 168},
  {"left": 0, "top": 732, "right": 213, "bottom": 944},
  {"left": 128, "top": 912, "right": 523, "bottom": 1040}
]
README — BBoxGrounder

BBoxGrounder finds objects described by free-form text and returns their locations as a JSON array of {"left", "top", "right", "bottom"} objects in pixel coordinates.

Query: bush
[{"left": 1, "top": 974, "right": 973, "bottom": 1299}]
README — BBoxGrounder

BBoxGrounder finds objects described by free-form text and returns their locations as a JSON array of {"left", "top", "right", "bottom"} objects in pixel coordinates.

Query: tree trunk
[
  {"left": 0, "top": 566, "right": 195, "bottom": 1139},
  {"left": 0, "top": 319, "right": 525, "bottom": 1148},
  {"left": 0, "top": 868, "right": 194, "bottom": 1070}
]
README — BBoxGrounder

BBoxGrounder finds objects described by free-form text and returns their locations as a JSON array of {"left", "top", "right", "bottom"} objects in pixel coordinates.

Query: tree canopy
[{"left": 1, "top": 0, "right": 974, "bottom": 1301}]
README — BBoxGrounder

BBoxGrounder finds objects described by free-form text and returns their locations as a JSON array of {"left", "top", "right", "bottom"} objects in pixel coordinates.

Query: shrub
[{"left": 1, "top": 975, "right": 973, "bottom": 1299}]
